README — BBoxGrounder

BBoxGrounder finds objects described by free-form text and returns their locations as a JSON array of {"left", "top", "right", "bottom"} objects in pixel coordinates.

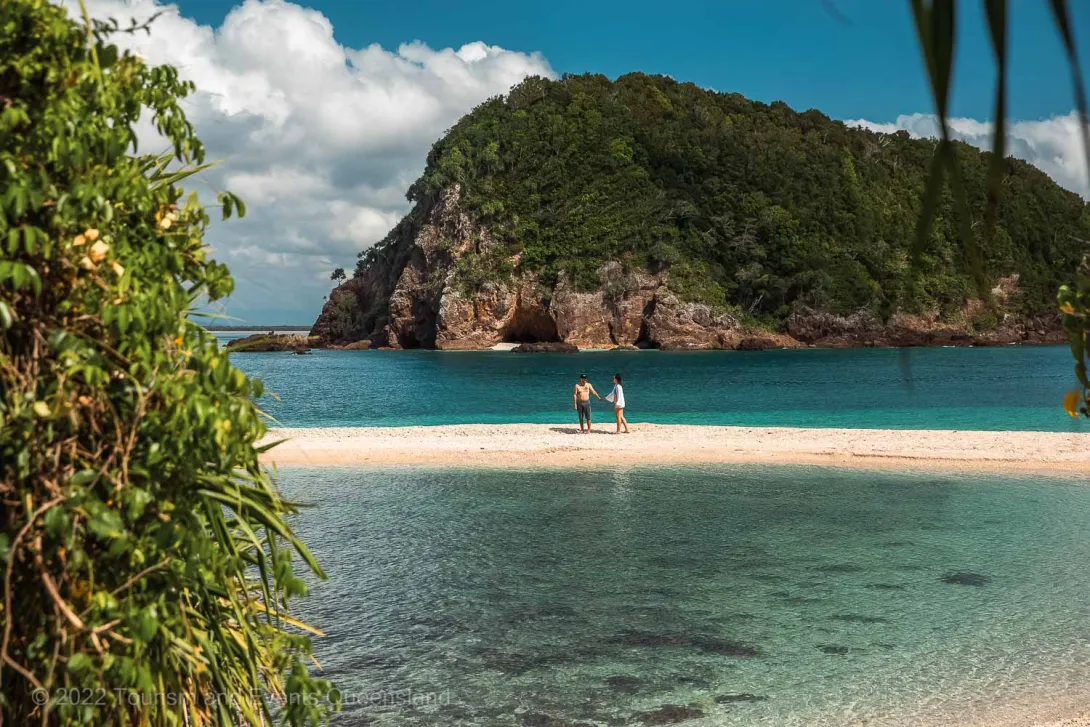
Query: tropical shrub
[
  {"left": 1061, "top": 261, "right": 1090, "bottom": 418},
  {"left": 0, "top": 1, "right": 334, "bottom": 724}
]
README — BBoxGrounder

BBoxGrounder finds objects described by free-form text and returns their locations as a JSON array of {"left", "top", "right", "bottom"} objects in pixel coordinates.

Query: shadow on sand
[{"left": 549, "top": 427, "right": 614, "bottom": 435}]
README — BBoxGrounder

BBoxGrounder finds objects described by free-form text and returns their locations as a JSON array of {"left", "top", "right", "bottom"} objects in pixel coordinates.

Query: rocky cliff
[
  {"left": 311, "top": 74, "right": 1084, "bottom": 350},
  {"left": 311, "top": 185, "right": 1063, "bottom": 350}
]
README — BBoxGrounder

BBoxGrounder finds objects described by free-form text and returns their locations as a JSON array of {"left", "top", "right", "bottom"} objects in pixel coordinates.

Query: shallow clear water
[
  {"left": 284, "top": 466, "right": 1090, "bottom": 726},
  {"left": 215, "top": 333, "right": 1084, "bottom": 431}
]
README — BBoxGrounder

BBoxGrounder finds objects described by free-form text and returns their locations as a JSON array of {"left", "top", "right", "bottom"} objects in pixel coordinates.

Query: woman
[{"left": 605, "top": 373, "right": 629, "bottom": 434}]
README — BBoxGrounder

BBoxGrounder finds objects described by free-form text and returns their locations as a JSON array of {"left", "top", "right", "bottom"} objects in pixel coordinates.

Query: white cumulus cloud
[
  {"left": 63, "top": 0, "right": 1090, "bottom": 324},
  {"left": 72, "top": 0, "right": 554, "bottom": 324},
  {"left": 845, "top": 111, "right": 1090, "bottom": 199}
]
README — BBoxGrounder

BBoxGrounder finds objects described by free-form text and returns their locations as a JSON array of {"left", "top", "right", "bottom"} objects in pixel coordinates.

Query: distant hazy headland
[{"left": 205, "top": 324, "right": 312, "bottom": 331}]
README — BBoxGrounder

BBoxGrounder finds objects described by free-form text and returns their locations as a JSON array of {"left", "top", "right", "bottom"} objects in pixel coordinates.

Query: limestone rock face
[
  {"left": 786, "top": 308, "right": 885, "bottom": 347},
  {"left": 384, "top": 260, "right": 434, "bottom": 349},
  {"left": 644, "top": 292, "right": 740, "bottom": 350},
  {"left": 551, "top": 284, "right": 612, "bottom": 348},
  {"left": 1024, "top": 316, "right": 1066, "bottom": 344},
  {"left": 736, "top": 332, "right": 805, "bottom": 350},
  {"left": 434, "top": 281, "right": 515, "bottom": 350},
  {"left": 547, "top": 270, "right": 660, "bottom": 348},
  {"left": 884, "top": 312, "right": 968, "bottom": 346},
  {"left": 382, "top": 186, "right": 471, "bottom": 349},
  {"left": 785, "top": 301, "right": 1063, "bottom": 348},
  {"left": 312, "top": 185, "right": 1064, "bottom": 351},
  {"left": 327, "top": 339, "right": 372, "bottom": 351},
  {"left": 609, "top": 273, "right": 659, "bottom": 346},
  {"left": 435, "top": 278, "right": 557, "bottom": 350}
]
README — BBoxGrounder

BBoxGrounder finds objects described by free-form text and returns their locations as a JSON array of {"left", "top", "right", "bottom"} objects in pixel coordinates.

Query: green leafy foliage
[
  {"left": 0, "top": 1, "right": 334, "bottom": 724},
  {"left": 400, "top": 72, "right": 1089, "bottom": 323},
  {"left": 323, "top": 290, "right": 364, "bottom": 343},
  {"left": 904, "top": 0, "right": 1089, "bottom": 414},
  {"left": 1060, "top": 265, "right": 1090, "bottom": 418}
]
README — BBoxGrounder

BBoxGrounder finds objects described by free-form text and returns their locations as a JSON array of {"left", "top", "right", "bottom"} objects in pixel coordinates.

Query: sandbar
[{"left": 260, "top": 423, "right": 1090, "bottom": 475}]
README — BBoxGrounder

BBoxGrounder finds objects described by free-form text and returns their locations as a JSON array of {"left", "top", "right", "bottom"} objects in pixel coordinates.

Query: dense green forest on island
[{"left": 375, "top": 72, "right": 1090, "bottom": 325}]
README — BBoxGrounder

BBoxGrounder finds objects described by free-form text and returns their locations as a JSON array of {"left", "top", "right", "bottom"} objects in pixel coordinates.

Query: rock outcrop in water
[
  {"left": 226, "top": 333, "right": 318, "bottom": 353},
  {"left": 940, "top": 572, "right": 991, "bottom": 586},
  {"left": 634, "top": 705, "right": 705, "bottom": 725},
  {"left": 511, "top": 341, "right": 579, "bottom": 353}
]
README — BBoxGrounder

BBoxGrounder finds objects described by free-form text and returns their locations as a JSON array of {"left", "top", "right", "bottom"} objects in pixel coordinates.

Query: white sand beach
[
  {"left": 260, "top": 423, "right": 1090, "bottom": 475},
  {"left": 1036, "top": 715, "right": 1090, "bottom": 727}
]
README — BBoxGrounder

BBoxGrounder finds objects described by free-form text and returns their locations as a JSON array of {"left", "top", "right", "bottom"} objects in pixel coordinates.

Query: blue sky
[
  {"left": 93, "top": 0, "right": 1090, "bottom": 324},
  {"left": 176, "top": 0, "right": 1088, "bottom": 123}
]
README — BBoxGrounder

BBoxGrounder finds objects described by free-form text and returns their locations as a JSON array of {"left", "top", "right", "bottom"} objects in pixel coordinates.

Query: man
[{"left": 573, "top": 373, "right": 602, "bottom": 434}]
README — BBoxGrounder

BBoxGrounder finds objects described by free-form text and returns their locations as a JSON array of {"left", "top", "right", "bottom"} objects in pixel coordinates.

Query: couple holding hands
[{"left": 573, "top": 373, "right": 629, "bottom": 434}]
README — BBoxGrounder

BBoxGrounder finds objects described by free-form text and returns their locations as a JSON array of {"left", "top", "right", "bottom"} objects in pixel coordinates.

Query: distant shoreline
[
  {"left": 258, "top": 423, "right": 1090, "bottom": 475},
  {"left": 228, "top": 339, "right": 1072, "bottom": 352},
  {"left": 206, "top": 325, "right": 312, "bottom": 331}
]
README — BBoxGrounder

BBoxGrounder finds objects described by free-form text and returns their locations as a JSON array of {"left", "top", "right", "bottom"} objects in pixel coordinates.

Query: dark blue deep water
[{"left": 216, "top": 335, "right": 1084, "bottom": 431}]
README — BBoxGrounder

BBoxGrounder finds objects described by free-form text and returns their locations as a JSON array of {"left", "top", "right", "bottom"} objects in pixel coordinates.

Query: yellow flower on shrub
[
  {"left": 89, "top": 240, "right": 109, "bottom": 263},
  {"left": 1063, "top": 390, "right": 1083, "bottom": 418}
]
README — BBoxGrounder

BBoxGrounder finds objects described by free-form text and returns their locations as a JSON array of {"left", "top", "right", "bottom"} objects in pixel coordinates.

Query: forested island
[{"left": 312, "top": 73, "right": 1090, "bottom": 350}]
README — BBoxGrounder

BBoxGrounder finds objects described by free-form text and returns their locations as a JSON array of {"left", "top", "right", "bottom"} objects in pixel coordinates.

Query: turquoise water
[
  {"left": 285, "top": 466, "right": 1090, "bottom": 726},
  {"left": 215, "top": 333, "right": 1084, "bottom": 431}
]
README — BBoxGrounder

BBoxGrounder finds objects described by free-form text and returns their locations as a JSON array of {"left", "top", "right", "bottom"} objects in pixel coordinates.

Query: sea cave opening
[{"left": 501, "top": 304, "right": 560, "bottom": 343}]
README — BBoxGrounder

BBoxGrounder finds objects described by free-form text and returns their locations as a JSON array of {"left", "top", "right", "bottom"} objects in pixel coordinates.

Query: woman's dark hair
[{"left": 614, "top": 373, "right": 622, "bottom": 383}]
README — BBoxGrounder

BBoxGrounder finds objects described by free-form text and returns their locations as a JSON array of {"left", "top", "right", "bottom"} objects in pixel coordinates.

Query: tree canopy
[{"left": 391, "top": 72, "right": 1090, "bottom": 325}]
